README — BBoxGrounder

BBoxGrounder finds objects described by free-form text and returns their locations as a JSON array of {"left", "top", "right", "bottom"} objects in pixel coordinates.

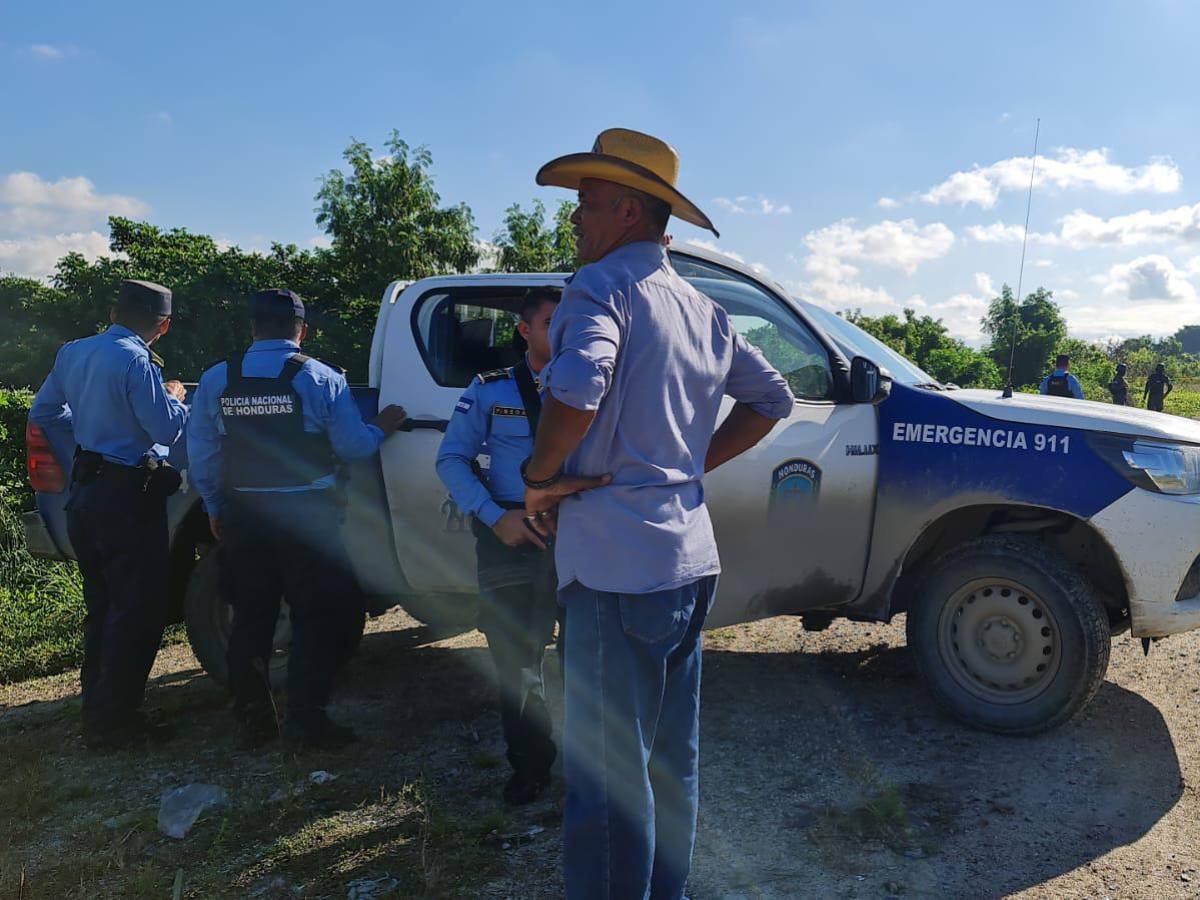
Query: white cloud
[
  {"left": 876, "top": 196, "right": 900, "bottom": 210},
  {"left": 0, "top": 172, "right": 147, "bottom": 278},
  {"left": 307, "top": 234, "right": 332, "bottom": 249},
  {"left": 713, "top": 195, "right": 792, "bottom": 216},
  {"left": 1033, "top": 259, "right": 1054, "bottom": 268},
  {"left": 922, "top": 148, "right": 1181, "bottom": 209},
  {"left": 687, "top": 238, "right": 745, "bottom": 264},
  {"left": 0, "top": 231, "right": 111, "bottom": 278},
  {"left": 0, "top": 172, "right": 148, "bottom": 235},
  {"left": 1058, "top": 202, "right": 1200, "bottom": 248},
  {"left": 29, "top": 44, "right": 67, "bottom": 60},
  {"left": 803, "top": 217, "right": 955, "bottom": 276},
  {"left": 932, "top": 272, "right": 997, "bottom": 342},
  {"left": 1188, "top": 256, "right": 1200, "bottom": 277},
  {"left": 1102, "top": 254, "right": 1197, "bottom": 304}
]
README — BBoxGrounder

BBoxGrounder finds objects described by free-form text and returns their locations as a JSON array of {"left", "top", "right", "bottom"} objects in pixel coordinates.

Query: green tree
[
  {"left": 1173, "top": 325, "right": 1200, "bottom": 355},
  {"left": 0, "top": 217, "right": 371, "bottom": 383},
  {"left": 843, "top": 307, "right": 1000, "bottom": 388},
  {"left": 494, "top": 199, "right": 579, "bottom": 273},
  {"left": 315, "top": 132, "right": 479, "bottom": 303},
  {"left": 982, "top": 285, "right": 1066, "bottom": 388}
]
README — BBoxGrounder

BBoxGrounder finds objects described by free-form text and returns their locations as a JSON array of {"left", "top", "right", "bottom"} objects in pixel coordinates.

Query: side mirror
[{"left": 850, "top": 356, "right": 892, "bottom": 404}]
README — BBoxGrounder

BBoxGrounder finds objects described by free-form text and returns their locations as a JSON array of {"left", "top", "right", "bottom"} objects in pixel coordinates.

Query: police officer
[
  {"left": 187, "top": 289, "right": 407, "bottom": 749},
  {"left": 436, "top": 287, "right": 562, "bottom": 805},
  {"left": 30, "top": 279, "right": 188, "bottom": 750},
  {"left": 1108, "top": 362, "right": 1130, "bottom": 406},
  {"left": 1144, "top": 362, "right": 1173, "bottom": 412},
  {"left": 1039, "top": 354, "right": 1084, "bottom": 399}
]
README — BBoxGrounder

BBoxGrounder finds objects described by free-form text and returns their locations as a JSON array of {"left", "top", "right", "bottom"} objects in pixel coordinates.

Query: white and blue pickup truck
[{"left": 23, "top": 243, "right": 1200, "bottom": 734}]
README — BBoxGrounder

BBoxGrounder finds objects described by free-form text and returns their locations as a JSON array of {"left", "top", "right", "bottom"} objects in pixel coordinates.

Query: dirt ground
[{"left": 2, "top": 608, "right": 1199, "bottom": 899}]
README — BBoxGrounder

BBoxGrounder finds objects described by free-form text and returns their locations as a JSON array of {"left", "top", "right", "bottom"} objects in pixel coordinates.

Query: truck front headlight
[{"left": 1091, "top": 435, "right": 1200, "bottom": 495}]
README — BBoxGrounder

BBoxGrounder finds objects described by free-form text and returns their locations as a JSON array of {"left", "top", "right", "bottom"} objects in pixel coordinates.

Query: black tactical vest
[
  {"left": 1046, "top": 373, "right": 1072, "bottom": 398},
  {"left": 218, "top": 352, "right": 335, "bottom": 490}
]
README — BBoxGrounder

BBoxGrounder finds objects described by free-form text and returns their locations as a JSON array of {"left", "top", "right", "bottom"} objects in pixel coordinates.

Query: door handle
[{"left": 397, "top": 418, "right": 449, "bottom": 433}]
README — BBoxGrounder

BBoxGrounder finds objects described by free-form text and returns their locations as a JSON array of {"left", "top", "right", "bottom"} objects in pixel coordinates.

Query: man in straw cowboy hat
[{"left": 522, "top": 128, "right": 795, "bottom": 899}]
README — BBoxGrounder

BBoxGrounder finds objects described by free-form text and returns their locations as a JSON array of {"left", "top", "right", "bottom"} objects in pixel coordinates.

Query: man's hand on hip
[
  {"left": 492, "top": 509, "right": 546, "bottom": 550},
  {"left": 163, "top": 379, "right": 187, "bottom": 401}
]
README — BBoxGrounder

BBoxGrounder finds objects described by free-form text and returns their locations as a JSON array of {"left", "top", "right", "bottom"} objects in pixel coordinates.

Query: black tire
[
  {"left": 182, "top": 545, "right": 367, "bottom": 688},
  {"left": 906, "top": 534, "right": 1110, "bottom": 735}
]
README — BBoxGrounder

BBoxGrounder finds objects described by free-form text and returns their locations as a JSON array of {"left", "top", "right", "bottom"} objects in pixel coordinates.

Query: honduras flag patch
[{"left": 455, "top": 397, "right": 473, "bottom": 414}]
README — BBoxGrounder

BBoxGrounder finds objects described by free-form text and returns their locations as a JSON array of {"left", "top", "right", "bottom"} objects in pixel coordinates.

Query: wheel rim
[{"left": 936, "top": 577, "right": 1061, "bottom": 705}]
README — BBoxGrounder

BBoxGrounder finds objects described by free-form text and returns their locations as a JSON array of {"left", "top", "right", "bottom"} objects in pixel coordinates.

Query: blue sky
[{"left": 4, "top": 0, "right": 1200, "bottom": 344}]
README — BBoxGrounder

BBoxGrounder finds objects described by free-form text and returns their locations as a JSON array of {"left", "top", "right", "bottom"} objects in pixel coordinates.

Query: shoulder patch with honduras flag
[{"left": 455, "top": 397, "right": 473, "bottom": 414}]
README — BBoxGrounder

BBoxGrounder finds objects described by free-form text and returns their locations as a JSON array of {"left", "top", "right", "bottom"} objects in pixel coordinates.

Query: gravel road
[{"left": 2, "top": 608, "right": 1198, "bottom": 898}]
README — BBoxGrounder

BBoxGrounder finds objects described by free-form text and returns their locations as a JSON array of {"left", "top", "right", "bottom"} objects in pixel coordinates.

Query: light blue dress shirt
[
  {"left": 187, "top": 339, "right": 384, "bottom": 520},
  {"left": 1039, "top": 369, "right": 1085, "bottom": 399},
  {"left": 539, "top": 241, "right": 795, "bottom": 594},
  {"left": 29, "top": 324, "right": 188, "bottom": 466},
  {"left": 436, "top": 364, "right": 536, "bottom": 529}
]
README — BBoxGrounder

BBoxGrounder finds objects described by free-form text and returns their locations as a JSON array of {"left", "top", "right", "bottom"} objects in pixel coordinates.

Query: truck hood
[{"left": 946, "top": 389, "right": 1200, "bottom": 445}]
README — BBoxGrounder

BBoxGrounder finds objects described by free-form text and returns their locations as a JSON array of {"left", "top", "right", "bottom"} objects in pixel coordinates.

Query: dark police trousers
[
  {"left": 474, "top": 515, "right": 560, "bottom": 780},
  {"left": 67, "top": 465, "right": 169, "bottom": 734},
  {"left": 222, "top": 489, "right": 361, "bottom": 723}
]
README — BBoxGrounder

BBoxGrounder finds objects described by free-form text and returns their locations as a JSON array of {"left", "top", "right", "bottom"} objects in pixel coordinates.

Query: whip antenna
[{"left": 1001, "top": 118, "right": 1040, "bottom": 399}]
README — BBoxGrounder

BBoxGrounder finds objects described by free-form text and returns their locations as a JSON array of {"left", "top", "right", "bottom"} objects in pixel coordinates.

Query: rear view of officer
[
  {"left": 29, "top": 279, "right": 188, "bottom": 750},
  {"left": 1108, "top": 362, "right": 1130, "bottom": 406},
  {"left": 1144, "top": 363, "right": 1173, "bottom": 412},
  {"left": 1039, "top": 354, "right": 1084, "bottom": 399},
  {"left": 187, "top": 289, "right": 407, "bottom": 749},
  {"left": 436, "top": 288, "right": 561, "bottom": 805}
]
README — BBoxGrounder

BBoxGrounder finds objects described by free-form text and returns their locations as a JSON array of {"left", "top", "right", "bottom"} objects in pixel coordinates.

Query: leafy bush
[{"left": 0, "top": 387, "right": 86, "bottom": 683}]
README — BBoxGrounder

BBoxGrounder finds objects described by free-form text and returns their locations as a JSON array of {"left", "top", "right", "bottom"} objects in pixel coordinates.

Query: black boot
[
  {"left": 282, "top": 710, "right": 357, "bottom": 751},
  {"left": 503, "top": 770, "right": 551, "bottom": 806},
  {"left": 234, "top": 702, "right": 280, "bottom": 749}
]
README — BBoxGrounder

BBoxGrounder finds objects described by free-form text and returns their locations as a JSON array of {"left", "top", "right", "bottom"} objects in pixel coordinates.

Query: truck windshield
[{"left": 803, "top": 303, "right": 940, "bottom": 387}]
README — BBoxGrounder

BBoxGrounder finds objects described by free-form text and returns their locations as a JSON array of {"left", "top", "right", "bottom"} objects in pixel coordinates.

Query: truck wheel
[{"left": 906, "top": 534, "right": 1110, "bottom": 735}]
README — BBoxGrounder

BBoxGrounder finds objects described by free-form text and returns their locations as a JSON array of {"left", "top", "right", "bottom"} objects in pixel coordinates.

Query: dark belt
[{"left": 72, "top": 448, "right": 181, "bottom": 497}]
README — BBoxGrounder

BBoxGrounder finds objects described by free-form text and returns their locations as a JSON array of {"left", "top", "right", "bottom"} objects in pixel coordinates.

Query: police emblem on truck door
[{"left": 769, "top": 459, "right": 821, "bottom": 522}]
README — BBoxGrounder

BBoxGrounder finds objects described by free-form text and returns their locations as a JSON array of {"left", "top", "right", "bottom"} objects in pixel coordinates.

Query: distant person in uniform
[
  {"left": 187, "top": 289, "right": 407, "bottom": 749},
  {"left": 436, "top": 287, "right": 562, "bottom": 806},
  {"left": 1108, "top": 363, "right": 1130, "bottom": 406},
  {"left": 523, "top": 128, "right": 795, "bottom": 899},
  {"left": 1039, "top": 354, "right": 1084, "bottom": 399},
  {"left": 1144, "top": 363, "right": 1173, "bottom": 412},
  {"left": 30, "top": 279, "right": 189, "bottom": 750}
]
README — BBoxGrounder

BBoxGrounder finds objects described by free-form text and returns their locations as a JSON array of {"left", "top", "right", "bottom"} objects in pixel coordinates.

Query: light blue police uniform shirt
[
  {"left": 29, "top": 324, "right": 188, "bottom": 465},
  {"left": 436, "top": 363, "right": 536, "bottom": 529},
  {"left": 1039, "top": 369, "right": 1085, "bottom": 399},
  {"left": 539, "top": 241, "right": 796, "bottom": 594},
  {"left": 187, "top": 339, "right": 385, "bottom": 520}
]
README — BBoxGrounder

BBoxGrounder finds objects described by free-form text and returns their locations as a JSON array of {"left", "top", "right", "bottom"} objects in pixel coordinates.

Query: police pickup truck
[{"left": 23, "top": 243, "right": 1200, "bottom": 734}]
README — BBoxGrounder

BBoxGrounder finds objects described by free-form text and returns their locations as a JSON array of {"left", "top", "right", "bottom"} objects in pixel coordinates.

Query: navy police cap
[
  {"left": 251, "top": 288, "right": 305, "bottom": 320},
  {"left": 118, "top": 279, "right": 172, "bottom": 316}
]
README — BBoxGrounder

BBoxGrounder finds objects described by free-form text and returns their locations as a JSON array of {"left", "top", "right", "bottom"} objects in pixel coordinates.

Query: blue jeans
[{"left": 561, "top": 575, "right": 717, "bottom": 900}]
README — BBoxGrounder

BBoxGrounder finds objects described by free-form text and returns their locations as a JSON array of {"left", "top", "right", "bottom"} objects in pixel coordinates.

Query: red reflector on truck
[{"left": 26, "top": 423, "right": 67, "bottom": 493}]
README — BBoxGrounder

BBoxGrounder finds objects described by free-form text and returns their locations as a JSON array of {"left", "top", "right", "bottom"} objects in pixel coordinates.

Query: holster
[{"left": 142, "top": 457, "right": 183, "bottom": 499}]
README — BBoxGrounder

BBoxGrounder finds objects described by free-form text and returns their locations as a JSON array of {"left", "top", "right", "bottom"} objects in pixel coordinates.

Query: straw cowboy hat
[{"left": 536, "top": 128, "right": 719, "bottom": 237}]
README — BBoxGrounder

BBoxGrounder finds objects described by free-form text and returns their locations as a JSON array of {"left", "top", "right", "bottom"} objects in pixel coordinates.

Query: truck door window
[
  {"left": 413, "top": 291, "right": 525, "bottom": 387},
  {"left": 673, "top": 258, "right": 832, "bottom": 401}
]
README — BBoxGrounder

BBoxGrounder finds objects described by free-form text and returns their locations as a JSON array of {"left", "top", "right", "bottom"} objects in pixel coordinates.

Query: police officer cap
[
  {"left": 118, "top": 279, "right": 172, "bottom": 316},
  {"left": 251, "top": 288, "right": 306, "bottom": 320}
]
